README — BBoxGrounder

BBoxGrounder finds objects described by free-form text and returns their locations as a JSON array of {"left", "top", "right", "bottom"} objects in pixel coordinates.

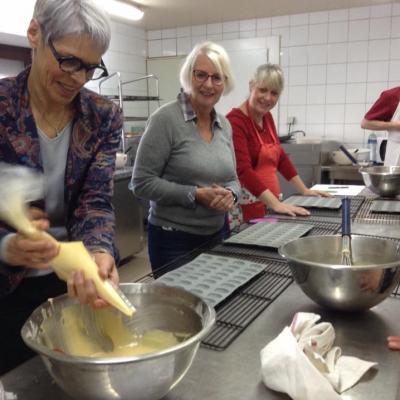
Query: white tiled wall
[{"left": 146, "top": 3, "right": 400, "bottom": 147}]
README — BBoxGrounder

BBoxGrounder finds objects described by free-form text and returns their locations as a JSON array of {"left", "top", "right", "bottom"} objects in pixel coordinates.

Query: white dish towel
[{"left": 260, "top": 312, "right": 377, "bottom": 400}]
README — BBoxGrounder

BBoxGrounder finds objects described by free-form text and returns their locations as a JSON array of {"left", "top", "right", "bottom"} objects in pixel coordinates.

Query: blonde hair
[
  {"left": 251, "top": 64, "right": 284, "bottom": 94},
  {"left": 179, "top": 41, "right": 234, "bottom": 95}
]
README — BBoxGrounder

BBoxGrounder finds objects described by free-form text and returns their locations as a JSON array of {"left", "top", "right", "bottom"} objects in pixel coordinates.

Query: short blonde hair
[
  {"left": 179, "top": 41, "right": 234, "bottom": 95},
  {"left": 251, "top": 64, "right": 284, "bottom": 94}
]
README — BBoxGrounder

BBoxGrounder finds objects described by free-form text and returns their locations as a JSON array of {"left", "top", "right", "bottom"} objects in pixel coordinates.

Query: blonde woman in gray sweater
[{"left": 131, "top": 42, "right": 240, "bottom": 272}]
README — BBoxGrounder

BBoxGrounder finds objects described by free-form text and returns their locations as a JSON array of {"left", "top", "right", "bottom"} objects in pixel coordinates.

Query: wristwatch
[
  {"left": 227, "top": 188, "right": 238, "bottom": 204},
  {"left": 187, "top": 188, "right": 197, "bottom": 209}
]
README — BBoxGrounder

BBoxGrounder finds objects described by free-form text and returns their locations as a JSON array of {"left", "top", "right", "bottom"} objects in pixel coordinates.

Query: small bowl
[{"left": 21, "top": 283, "right": 215, "bottom": 400}]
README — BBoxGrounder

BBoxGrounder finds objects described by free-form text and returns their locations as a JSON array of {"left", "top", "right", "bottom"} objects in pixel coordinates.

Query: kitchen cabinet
[{"left": 113, "top": 168, "right": 144, "bottom": 263}]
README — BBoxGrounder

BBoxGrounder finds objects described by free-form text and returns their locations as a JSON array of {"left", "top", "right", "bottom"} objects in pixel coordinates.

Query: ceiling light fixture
[{"left": 99, "top": 0, "right": 144, "bottom": 22}]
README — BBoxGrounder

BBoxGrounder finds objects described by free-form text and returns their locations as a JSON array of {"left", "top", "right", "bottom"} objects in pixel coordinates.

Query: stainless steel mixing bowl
[
  {"left": 359, "top": 165, "right": 400, "bottom": 197},
  {"left": 21, "top": 282, "right": 215, "bottom": 400},
  {"left": 279, "top": 235, "right": 400, "bottom": 311}
]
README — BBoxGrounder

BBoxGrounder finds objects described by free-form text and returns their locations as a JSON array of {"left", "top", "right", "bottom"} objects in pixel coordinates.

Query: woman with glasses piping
[
  {"left": 226, "top": 64, "right": 329, "bottom": 227},
  {"left": 131, "top": 42, "right": 240, "bottom": 272},
  {"left": 0, "top": 0, "right": 121, "bottom": 374}
]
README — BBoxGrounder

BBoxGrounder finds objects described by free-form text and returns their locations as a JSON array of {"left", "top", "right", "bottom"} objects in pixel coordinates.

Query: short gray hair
[
  {"left": 33, "top": 0, "right": 111, "bottom": 53},
  {"left": 179, "top": 41, "right": 234, "bottom": 95},
  {"left": 251, "top": 64, "right": 284, "bottom": 94}
]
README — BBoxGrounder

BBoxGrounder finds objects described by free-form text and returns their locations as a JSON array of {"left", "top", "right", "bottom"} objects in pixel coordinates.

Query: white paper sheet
[{"left": 311, "top": 184, "right": 365, "bottom": 196}]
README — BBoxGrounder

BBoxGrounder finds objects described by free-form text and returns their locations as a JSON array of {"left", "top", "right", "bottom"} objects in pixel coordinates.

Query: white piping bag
[{"left": 0, "top": 163, "right": 135, "bottom": 317}]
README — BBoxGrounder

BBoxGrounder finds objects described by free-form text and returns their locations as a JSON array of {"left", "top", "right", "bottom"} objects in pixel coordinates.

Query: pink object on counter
[{"left": 249, "top": 217, "right": 279, "bottom": 224}]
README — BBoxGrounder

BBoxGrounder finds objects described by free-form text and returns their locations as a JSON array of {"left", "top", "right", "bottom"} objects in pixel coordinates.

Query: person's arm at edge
[{"left": 361, "top": 117, "right": 400, "bottom": 132}]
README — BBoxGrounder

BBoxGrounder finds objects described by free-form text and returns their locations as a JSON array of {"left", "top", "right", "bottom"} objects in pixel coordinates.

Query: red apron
[{"left": 240, "top": 104, "right": 282, "bottom": 222}]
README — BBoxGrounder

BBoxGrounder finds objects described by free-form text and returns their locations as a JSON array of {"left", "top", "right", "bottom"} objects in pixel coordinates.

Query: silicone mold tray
[
  {"left": 283, "top": 195, "right": 342, "bottom": 209},
  {"left": 223, "top": 222, "right": 313, "bottom": 249},
  {"left": 370, "top": 200, "right": 400, "bottom": 214},
  {"left": 156, "top": 253, "right": 265, "bottom": 307}
]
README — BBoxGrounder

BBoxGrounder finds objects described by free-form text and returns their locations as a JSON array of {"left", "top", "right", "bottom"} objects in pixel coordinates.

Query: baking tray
[
  {"left": 156, "top": 253, "right": 265, "bottom": 307},
  {"left": 283, "top": 195, "right": 342, "bottom": 209},
  {"left": 223, "top": 221, "right": 313, "bottom": 249},
  {"left": 370, "top": 200, "right": 400, "bottom": 214}
]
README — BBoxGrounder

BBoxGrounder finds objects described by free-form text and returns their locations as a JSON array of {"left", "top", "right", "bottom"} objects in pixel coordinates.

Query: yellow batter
[{"left": 41, "top": 304, "right": 190, "bottom": 358}]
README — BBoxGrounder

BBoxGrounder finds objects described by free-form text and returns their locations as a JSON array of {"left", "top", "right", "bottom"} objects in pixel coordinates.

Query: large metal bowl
[
  {"left": 279, "top": 235, "right": 400, "bottom": 311},
  {"left": 359, "top": 165, "right": 400, "bottom": 197},
  {"left": 21, "top": 283, "right": 215, "bottom": 400}
]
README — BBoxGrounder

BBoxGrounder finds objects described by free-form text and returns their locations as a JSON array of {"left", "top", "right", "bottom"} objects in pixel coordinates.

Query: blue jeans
[{"left": 148, "top": 221, "right": 229, "bottom": 273}]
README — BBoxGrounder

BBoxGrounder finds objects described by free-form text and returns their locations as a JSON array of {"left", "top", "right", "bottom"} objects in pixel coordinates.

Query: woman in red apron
[{"left": 227, "top": 64, "right": 329, "bottom": 227}]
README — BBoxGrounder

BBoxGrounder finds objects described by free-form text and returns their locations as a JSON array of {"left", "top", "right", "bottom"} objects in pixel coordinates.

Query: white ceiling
[{"left": 133, "top": 0, "right": 399, "bottom": 30}]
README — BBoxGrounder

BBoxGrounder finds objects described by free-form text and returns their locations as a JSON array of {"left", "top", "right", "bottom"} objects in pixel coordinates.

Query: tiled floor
[{"left": 118, "top": 239, "right": 152, "bottom": 283}]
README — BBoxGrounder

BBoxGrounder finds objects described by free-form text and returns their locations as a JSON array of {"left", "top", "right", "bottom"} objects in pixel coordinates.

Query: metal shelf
[{"left": 98, "top": 72, "right": 160, "bottom": 153}]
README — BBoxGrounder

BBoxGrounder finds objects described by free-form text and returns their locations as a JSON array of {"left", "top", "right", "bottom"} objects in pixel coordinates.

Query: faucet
[{"left": 289, "top": 130, "right": 306, "bottom": 137}]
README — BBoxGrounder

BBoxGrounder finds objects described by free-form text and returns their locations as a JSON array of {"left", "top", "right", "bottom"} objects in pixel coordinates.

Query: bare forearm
[
  {"left": 259, "top": 188, "right": 311, "bottom": 216},
  {"left": 258, "top": 189, "right": 280, "bottom": 209},
  {"left": 289, "top": 175, "right": 308, "bottom": 195},
  {"left": 361, "top": 118, "right": 400, "bottom": 132}
]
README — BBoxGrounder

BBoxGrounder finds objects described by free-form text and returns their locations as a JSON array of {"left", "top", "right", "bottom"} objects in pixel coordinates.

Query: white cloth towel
[{"left": 260, "top": 312, "right": 377, "bottom": 400}]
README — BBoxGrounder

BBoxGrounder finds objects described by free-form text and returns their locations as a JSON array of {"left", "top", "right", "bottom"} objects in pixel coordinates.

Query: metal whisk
[{"left": 341, "top": 197, "right": 352, "bottom": 266}]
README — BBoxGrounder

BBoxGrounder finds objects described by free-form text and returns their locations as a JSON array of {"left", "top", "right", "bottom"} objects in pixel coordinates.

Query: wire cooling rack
[
  {"left": 201, "top": 258, "right": 293, "bottom": 351},
  {"left": 354, "top": 198, "right": 400, "bottom": 224}
]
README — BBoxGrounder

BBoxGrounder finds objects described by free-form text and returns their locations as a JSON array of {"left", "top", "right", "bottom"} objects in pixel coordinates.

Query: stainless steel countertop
[
  {"left": 2, "top": 215, "right": 400, "bottom": 399},
  {"left": 168, "top": 284, "right": 400, "bottom": 400},
  {"left": 2, "top": 282, "right": 400, "bottom": 400}
]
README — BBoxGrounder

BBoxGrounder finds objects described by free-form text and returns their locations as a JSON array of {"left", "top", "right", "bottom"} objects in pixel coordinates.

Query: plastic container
[{"left": 368, "top": 132, "right": 378, "bottom": 164}]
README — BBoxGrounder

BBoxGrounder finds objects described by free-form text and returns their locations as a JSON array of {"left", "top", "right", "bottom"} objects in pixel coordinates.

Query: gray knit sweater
[{"left": 131, "top": 98, "right": 240, "bottom": 235}]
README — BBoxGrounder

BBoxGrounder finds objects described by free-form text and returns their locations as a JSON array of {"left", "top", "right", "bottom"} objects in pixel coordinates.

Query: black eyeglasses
[
  {"left": 48, "top": 39, "right": 108, "bottom": 81},
  {"left": 193, "top": 69, "right": 225, "bottom": 86}
]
